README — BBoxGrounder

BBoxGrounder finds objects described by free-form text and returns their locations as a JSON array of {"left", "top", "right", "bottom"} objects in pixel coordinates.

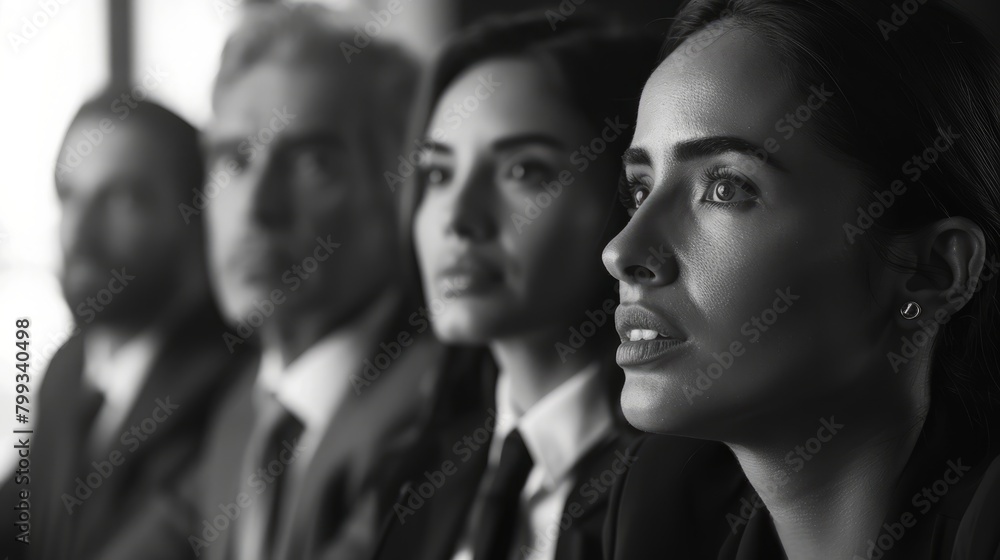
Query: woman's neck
[
  {"left": 489, "top": 326, "right": 598, "bottom": 414},
  {"left": 727, "top": 395, "right": 927, "bottom": 559}
]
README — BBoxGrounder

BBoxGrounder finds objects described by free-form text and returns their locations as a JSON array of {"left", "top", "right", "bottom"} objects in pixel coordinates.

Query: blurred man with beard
[
  {"left": 1, "top": 95, "right": 245, "bottom": 560},
  {"left": 96, "top": 4, "right": 442, "bottom": 560}
]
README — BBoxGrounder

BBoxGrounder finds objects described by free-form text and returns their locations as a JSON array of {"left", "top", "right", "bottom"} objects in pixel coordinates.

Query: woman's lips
[
  {"left": 616, "top": 338, "right": 687, "bottom": 367},
  {"left": 615, "top": 304, "right": 688, "bottom": 366},
  {"left": 436, "top": 260, "right": 503, "bottom": 297}
]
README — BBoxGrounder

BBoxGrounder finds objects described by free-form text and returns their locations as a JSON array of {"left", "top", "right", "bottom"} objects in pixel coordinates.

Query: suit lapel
[
  {"left": 552, "top": 433, "right": 634, "bottom": 560},
  {"left": 34, "top": 335, "right": 89, "bottom": 560},
  {"left": 273, "top": 326, "right": 444, "bottom": 560},
  {"left": 550, "top": 353, "right": 635, "bottom": 560},
  {"left": 72, "top": 305, "right": 242, "bottom": 556},
  {"left": 376, "top": 351, "right": 629, "bottom": 560},
  {"left": 201, "top": 362, "right": 259, "bottom": 560},
  {"left": 374, "top": 409, "right": 493, "bottom": 560}
]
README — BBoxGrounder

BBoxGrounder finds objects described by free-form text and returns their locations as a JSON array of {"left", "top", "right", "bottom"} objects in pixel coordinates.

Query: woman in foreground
[
  {"left": 603, "top": 0, "right": 1000, "bottom": 558},
  {"left": 374, "top": 11, "right": 745, "bottom": 560}
]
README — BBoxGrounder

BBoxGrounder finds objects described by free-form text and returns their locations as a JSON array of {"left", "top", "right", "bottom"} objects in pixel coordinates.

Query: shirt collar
[
  {"left": 255, "top": 289, "right": 399, "bottom": 435},
  {"left": 82, "top": 328, "right": 162, "bottom": 401},
  {"left": 494, "top": 361, "right": 615, "bottom": 489}
]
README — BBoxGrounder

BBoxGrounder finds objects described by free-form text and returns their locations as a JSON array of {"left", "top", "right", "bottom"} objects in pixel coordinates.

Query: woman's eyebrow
[
  {"left": 421, "top": 139, "right": 453, "bottom": 155},
  {"left": 491, "top": 133, "right": 565, "bottom": 152},
  {"left": 622, "top": 146, "right": 652, "bottom": 167},
  {"left": 674, "top": 135, "right": 787, "bottom": 172}
]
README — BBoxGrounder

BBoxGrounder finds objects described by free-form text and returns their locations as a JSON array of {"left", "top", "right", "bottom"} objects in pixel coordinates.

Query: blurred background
[{"left": 1, "top": 0, "right": 998, "bottom": 475}]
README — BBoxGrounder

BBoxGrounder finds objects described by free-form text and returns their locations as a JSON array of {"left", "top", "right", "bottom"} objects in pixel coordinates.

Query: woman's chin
[
  {"left": 429, "top": 310, "right": 505, "bottom": 345},
  {"left": 620, "top": 375, "right": 711, "bottom": 436}
]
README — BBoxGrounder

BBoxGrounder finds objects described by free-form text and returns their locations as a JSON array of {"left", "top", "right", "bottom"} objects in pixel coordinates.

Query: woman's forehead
[
  {"left": 428, "top": 58, "right": 595, "bottom": 148},
  {"left": 634, "top": 27, "right": 799, "bottom": 165}
]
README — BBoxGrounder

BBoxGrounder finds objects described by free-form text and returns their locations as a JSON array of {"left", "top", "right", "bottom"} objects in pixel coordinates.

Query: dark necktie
[
  {"left": 78, "top": 383, "right": 106, "bottom": 444},
  {"left": 49, "top": 382, "right": 106, "bottom": 559},
  {"left": 473, "top": 429, "right": 534, "bottom": 560},
  {"left": 79, "top": 382, "right": 107, "bottom": 465},
  {"left": 233, "top": 393, "right": 305, "bottom": 560}
]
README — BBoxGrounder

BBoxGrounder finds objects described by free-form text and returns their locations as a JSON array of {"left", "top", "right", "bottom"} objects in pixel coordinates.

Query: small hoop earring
[{"left": 900, "top": 301, "right": 921, "bottom": 320}]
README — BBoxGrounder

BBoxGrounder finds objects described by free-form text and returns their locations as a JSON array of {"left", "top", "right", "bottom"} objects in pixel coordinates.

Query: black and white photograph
[{"left": 2, "top": 0, "right": 999, "bottom": 558}]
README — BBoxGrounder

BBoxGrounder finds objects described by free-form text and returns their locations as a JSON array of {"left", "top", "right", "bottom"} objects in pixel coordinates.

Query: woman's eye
[
  {"left": 421, "top": 165, "right": 451, "bottom": 187},
  {"left": 506, "top": 160, "right": 551, "bottom": 184},
  {"left": 702, "top": 171, "right": 757, "bottom": 204},
  {"left": 619, "top": 173, "right": 651, "bottom": 217},
  {"left": 291, "top": 151, "right": 328, "bottom": 176},
  {"left": 630, "top": 187, "right": 649, "bottom": 215}
]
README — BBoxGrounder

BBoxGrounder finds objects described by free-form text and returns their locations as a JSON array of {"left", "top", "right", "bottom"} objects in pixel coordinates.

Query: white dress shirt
[
  {"left": 82, "top": 329, "right": 162, "bottom": 455},
  {"left": 252, "top": 289, "right": 400, "bottom": 475},
  {"left": 235, "top": 290, "right": 400, "bottom": 560},
  {"left": 451, "top": 361, "right": 616, "bottom": 560}
]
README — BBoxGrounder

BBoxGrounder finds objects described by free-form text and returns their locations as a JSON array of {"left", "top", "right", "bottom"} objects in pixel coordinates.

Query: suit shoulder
[
  {"left": 358, "top": 330, "right": 445, "bottom": 417},
  {"left": 953, "top": 453, "right": 1000, "bottom": 559},
  {"left": 38, "top": 334, "right": 84, "bottom": 392},
  {"left": 605, "top": 434, "right": 747, "bottom": 560},
  {"left": 629, "top": 434, "right": 734, "bottom": 479}
]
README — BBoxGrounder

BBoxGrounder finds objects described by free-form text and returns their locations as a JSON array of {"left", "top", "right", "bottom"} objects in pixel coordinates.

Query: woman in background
[
  {"left": 373, "top": 11, "right": 744, "bottom": 560},
  {"left": 603, "top": 0, "right": 1000, "bottom": 558}
]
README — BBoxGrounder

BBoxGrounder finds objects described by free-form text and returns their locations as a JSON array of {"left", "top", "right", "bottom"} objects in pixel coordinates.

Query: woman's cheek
[{"left": 412, "top": 201, "right": 442, "bottom": 296}]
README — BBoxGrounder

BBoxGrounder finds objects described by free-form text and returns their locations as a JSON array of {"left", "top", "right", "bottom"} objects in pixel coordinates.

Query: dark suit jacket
[
  {"left": 601, "top": 434, "right": 749, "bottom": 560},
  {"left": 0, "top": 301, "right": 246, "bottom": 560},
  {"left": 605, "top": 409, "right": 1000, "bottom": 559},
  {"left": 715, "top": 408, "right": 1000, "bottom": 560},
  {"left": 99, "top": 309, "right": 445, "bottom": 560},
  {"left": 372, "top": 350, "right": 638, "bottom": 560}
]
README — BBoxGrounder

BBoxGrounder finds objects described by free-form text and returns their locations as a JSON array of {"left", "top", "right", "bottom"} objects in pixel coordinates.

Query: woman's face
[
  {"left": 603, "top": 26, "right": 908, "bottom": 440},
  {"left": 414, "top": 58, "right": 618, "bottom": 343}
]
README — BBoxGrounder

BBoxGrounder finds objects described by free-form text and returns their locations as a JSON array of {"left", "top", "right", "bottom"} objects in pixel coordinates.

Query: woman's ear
[{"left": 899, "top": 216, "right": 986, "bottom": 325}]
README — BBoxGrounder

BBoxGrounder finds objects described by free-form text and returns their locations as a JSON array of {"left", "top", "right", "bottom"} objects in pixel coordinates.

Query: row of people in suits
[{"left": 5, "top": 1, "right": 1000, "bottom": 559}]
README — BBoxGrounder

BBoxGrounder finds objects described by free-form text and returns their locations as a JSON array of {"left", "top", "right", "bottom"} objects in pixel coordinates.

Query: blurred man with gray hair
[{"left": 99, "top": 4, "right": 441, "bottom": 559}]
